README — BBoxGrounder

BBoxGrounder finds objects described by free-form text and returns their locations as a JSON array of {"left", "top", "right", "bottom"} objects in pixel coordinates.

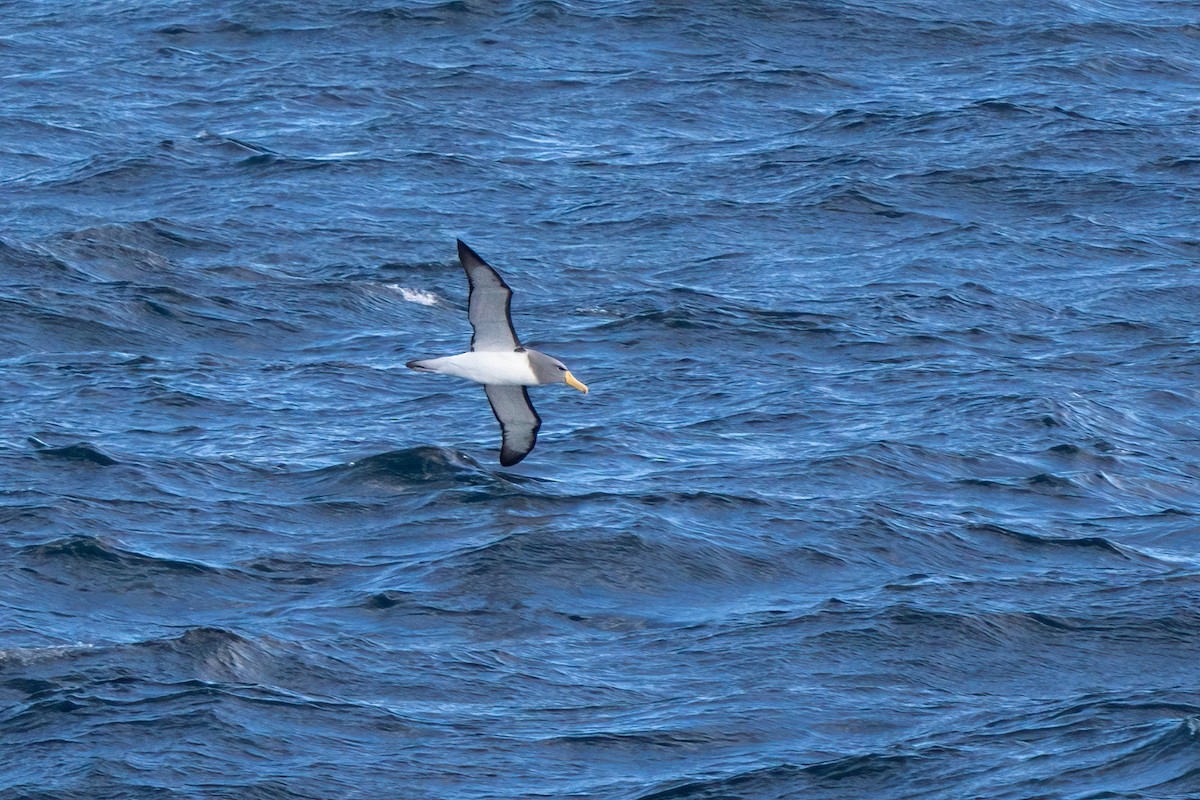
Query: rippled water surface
[{"left": 3, "top": 1, "right": 1200, "bottom": 798}]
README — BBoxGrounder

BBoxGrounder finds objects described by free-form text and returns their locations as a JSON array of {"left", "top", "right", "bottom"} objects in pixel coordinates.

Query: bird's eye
[{"left": 558, "top": 366, "right": 566, "bottom": 371}]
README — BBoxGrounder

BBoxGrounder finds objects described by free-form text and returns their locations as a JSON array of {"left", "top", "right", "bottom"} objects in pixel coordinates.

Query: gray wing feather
[
  {"left": 484, "top": 385, "right": 541, "bottom": 466},
  {"left": 458, "top": 240, "right": 521, "bottom": 352}
]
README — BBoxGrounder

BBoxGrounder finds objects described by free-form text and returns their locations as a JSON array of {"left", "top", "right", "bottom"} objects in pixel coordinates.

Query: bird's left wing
[
  {"left": 484, "top": 384, "right": 541, "bottom": 466},
  {"left": 458, "top": 239, "right": 521, "bottom": 352}
]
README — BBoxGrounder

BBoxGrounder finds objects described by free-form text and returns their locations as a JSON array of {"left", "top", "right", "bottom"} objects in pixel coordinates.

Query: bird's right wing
[
  {"left": 458, "top": 240, "right": 521, "bottom": 352},
  {"left": 484, "top": 384, "right": 541, "bottom": 466}
]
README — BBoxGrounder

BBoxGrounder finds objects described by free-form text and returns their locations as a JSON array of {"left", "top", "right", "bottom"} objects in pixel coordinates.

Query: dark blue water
[{"left": 3, "top": 1, "right": 1200, "bottom": 797}]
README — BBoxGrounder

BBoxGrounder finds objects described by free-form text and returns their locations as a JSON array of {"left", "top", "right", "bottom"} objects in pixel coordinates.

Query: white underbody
[{"left": 418, "top": 351, "right": 539, "bottom": 386}]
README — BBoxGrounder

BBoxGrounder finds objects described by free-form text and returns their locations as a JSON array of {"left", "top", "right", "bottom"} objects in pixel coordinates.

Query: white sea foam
[{"left": 387, "top": 285, "right": 441, "bottom": 306}]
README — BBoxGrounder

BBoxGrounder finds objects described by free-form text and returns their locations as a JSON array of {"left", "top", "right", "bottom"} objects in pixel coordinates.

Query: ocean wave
[{"left": 4, "top": 0, "right": 1200, "bottom": 796}]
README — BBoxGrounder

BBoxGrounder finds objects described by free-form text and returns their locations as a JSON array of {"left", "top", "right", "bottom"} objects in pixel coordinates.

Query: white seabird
[{"left": 406, "top": 240, "right": 588, "bottom": 466}]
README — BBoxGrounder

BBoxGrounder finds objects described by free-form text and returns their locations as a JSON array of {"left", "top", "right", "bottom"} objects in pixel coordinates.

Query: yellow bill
[{"left": 564, "top": 371, "right": 588, "bottom": 394}]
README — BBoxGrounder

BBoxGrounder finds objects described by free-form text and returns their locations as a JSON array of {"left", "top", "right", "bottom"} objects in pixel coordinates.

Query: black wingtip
[
  {"left": 457, "top": 239, "right": 490, "bottom": 265},
  {"left": 499, "top": 449, "right": 528, "bottom": 467}
]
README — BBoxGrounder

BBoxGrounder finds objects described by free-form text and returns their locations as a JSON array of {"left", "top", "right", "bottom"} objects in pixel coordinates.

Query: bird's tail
[{"left": 406, "top": 359, "right": 437, "bottom": 373}]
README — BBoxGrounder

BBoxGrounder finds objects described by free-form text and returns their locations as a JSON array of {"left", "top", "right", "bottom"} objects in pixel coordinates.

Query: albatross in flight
[{"left": 406, "top": 240, "right": 588, "bottom": 466}]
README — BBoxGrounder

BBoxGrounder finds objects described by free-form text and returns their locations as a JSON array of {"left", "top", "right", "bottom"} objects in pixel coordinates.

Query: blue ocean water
[{"left": 2, "top": 1, "right": 1200, "bottom": 797}]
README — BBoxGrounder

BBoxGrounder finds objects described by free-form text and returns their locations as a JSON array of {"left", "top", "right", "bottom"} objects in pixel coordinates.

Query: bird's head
[{"left": 529, "top": 350, "right": 588, "bottom": 393}]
